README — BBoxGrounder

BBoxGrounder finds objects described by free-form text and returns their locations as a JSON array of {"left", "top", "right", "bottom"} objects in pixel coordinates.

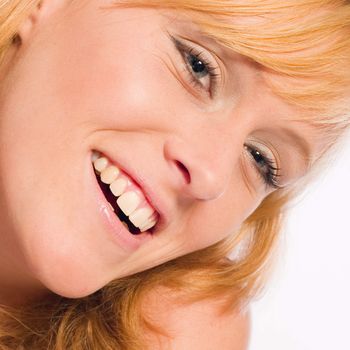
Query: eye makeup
[{"left": 169, "top": 35, "right": 221, "bottom": 99}]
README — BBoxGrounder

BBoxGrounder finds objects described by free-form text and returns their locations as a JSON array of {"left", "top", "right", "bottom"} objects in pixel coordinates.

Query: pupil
[
  {"left": 253, "top": 150, "right": 264, "bottom": 164},
  {"left": 190, "top": 55, "right": 206, "bottom": 73}
]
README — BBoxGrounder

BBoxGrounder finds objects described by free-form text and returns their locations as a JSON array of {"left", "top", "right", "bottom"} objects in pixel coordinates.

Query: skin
[
  {"left": 142, "top": 287, "right": 251, "bottom": 349},
  {"left": 0, "top": 0, "right": 326, "bottom": 304}
]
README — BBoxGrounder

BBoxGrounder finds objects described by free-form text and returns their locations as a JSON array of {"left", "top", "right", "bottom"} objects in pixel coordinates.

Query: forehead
[
  {"left": 188, "top": 7, "right": 347, "bottom": 147},
  {"left": 158, "top": 2, "right": 349, "bottom": 113},
  {"left": 159, "top": 9, "right": 331, "bottom": 153}
]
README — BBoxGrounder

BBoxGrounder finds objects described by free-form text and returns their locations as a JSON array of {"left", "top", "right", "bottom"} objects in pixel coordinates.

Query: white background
[{"left": 250, "top": 136, "right": 350, "bottom": 350}]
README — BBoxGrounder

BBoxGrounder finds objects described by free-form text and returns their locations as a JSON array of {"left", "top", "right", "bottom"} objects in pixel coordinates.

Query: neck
[{"left": 0, "top": 261, "right": 48, "bottom": 308}]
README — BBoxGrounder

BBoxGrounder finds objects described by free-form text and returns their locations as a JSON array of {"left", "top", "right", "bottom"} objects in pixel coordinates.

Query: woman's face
[{"left": 0, "top": 0, "right": 325, "bottom": 298}]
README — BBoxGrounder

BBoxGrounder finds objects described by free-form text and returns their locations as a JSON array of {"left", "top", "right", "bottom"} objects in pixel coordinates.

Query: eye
[
  {"left": 244, "top": 142, "right": 282, "bottom": 190},
  {"left": 170, "top": 36, "right": 220, "bottom": 98}
]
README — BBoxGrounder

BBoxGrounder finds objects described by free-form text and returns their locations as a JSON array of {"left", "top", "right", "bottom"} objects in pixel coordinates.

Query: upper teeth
[
  {"left": 110, "top": 178, "right": 128, "bottom": 197},
  {"left": 100, "top": 165, "right": 120, "bottom": 184},
  {"left": 93, "top": 153, "right": 158, "bottom": 232}
]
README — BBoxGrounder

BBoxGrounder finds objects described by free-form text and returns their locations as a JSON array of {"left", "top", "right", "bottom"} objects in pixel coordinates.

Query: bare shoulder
[{"left": 143, "top": 287, "right": 251, "bottom": 350}]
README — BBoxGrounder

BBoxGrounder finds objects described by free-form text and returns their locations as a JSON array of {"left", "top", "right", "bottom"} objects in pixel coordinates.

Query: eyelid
[
  {"left": 247, "top": 139, "right": 277, "bottom": 162},
  {"left": 245, "top": 139, "right": 282, "bottom": 187},
  {"left": 168, "top": 33, "right": 223, "bottom": 98}
]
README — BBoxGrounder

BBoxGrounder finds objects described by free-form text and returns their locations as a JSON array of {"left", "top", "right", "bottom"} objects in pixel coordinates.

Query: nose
[{"left": 164, "top": 132, "right": 234, "bottom": 201}]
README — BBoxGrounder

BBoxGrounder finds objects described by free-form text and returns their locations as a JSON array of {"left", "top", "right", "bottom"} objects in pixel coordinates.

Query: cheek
[
  {"left": 48, "top": 47, "right": 157, "bottom": 131},
  {"left": 35, "top": 11, "right": 169, "bottom": 131},
  {"left": 182, "top": 188, "right": 261, "bottom": 252},
  {"left": 66, "top": 49, "right": 178, "bottom": 132}
]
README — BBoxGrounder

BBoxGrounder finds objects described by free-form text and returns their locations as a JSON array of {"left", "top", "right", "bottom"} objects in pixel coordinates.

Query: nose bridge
[{"left": 164, "top": 117, "right": 240, "bottom": 201}]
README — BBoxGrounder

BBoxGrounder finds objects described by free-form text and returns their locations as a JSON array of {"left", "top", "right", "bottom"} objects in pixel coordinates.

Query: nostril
[{"left": 175, "top": 160, "right": 191, "bottom": 184}]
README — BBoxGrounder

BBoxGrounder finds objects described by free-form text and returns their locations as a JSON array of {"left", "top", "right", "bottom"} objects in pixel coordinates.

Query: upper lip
[{"left": 94, "top": 149, "right": 171, "bottom": 233}]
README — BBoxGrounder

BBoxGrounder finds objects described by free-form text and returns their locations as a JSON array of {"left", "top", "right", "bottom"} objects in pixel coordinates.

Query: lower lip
[{"left": 89, "top": 159, "right": 153, "bottom": 252}]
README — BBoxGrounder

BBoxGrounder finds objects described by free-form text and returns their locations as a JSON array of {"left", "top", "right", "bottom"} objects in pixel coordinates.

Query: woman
[{"left": 0, "top": 0, "right": 349, "bottom": 348}]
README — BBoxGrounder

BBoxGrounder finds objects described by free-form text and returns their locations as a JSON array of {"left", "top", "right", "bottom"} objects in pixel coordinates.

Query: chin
[
  {"left": 32, "top": 256, "right": 110, "bottom": 299},
  {"left": 17, "top": 222, "right": 117, "bottom": 299}
]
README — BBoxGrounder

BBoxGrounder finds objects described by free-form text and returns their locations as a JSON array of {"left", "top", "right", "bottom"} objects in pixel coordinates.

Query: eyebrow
[{"left": 279, "top": 127, "right": 312, "bottom": 169}]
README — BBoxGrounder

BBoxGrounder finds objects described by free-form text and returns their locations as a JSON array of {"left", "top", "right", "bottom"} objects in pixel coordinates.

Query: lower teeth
[
  {"left": 116, "top": 209, "right": 140, "bottom": 235},
  {"left": 108, "top": 202, "right": 115, "bottom": 212}
]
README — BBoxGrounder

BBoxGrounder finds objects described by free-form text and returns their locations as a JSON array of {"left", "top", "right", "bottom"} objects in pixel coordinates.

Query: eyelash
[
  {"left": 171, "top": 37, "right": 220, "bottom": 98},
  {"left": 244, "top": 144, "right": 282, "bottom": 189}
]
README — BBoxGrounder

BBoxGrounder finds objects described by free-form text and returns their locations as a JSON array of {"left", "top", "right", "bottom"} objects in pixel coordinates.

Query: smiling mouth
[{"left": 92, "top": 151, "right": 159, "bottom": 235}]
